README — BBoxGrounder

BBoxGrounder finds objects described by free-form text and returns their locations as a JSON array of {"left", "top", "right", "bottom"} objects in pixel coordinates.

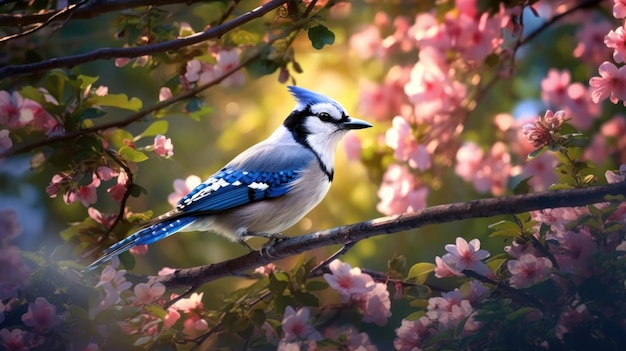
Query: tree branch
[
  {"left": 0, "top": 0, "right": 220, "bottom": 27},
  {"left": 0, "top": 0, "right": 288, "bottom": 80},
  {"left": 150, "top": 181, "right": 626, "bottom": 289}
]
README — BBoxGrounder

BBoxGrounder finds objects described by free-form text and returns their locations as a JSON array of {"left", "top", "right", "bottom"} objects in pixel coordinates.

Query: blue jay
[{"left": 86, "top": 86, "right": 372, "bottom": 271}]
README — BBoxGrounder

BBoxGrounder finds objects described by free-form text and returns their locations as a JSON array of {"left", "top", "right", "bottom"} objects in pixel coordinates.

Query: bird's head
[
  {"left": 283, "top": 86, "right": 372, "bottom": 176},
  {"left": 284, "top": 85, "right": 371, "bottom": 143}
]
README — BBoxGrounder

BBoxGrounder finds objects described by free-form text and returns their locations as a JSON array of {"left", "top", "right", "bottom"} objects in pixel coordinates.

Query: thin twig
[
  {"left": 104, "top": 149, "right": 134, "bottom": 235},
  {"left": 0, "top": 0, "right": 288, "bottom": 80},
  {"left": 0, "top": 0, "right": 89, "bottom": 44}
]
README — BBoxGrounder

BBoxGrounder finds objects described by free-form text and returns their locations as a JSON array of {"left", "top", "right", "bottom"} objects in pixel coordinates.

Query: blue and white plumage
[{"left": 86, "top": 86, "right": 372, "bottom": 271}]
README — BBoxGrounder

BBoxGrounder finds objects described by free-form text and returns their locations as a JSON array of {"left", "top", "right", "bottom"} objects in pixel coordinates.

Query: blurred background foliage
[{"left": 1, "top": 0, "right": 621, "bottom": 341}]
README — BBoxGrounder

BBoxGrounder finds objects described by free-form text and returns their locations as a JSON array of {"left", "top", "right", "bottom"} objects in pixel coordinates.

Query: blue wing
[{"left": 176, "top": 168, "right": 301, "bottom": 214}]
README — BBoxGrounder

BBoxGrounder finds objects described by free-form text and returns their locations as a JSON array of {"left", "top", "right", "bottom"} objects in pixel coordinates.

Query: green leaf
[
  {"left": 188, "top": 106, "right": 213, "bottom": 121},
  {"left": 145, "top": 304, "right": 167, "bottom": 319},
  {"left": 305, "top": 281, "right": 328, "bottom": 291},
  {"left": 405, "top": 311, "right": 426, "bottom": 321},
  {"left": 488, "top": 220, "right": 521, "bottom": 238},
  {"left": 407, "top": 262, "right": 435, "bottom": 284},
  {"left": 89, "top": 93, "right": 142, "bottom": 111},
  {"left": 513, "top": 176, "right": 533, "bottom": 195},
  {"left": 548, "top": 183, "right": 575, "bottom": 190},
  {"left": 269, "top": 272, "right": 289, "bottom": 295},
  {"left": 229, "top": 29, "right": 260, "bottom": 45},
  {"left": 294, "top": 291, "right": 319, "bottom": 307},
  {"left": 80, "top": 108, "right": 106, "bottom": 120},
  {"left": 119, "top": 146, "right": 149, "bottom": 162},
  {"left": 139, "top": 120, "right": 169, "bottom": 137},
  {"left": 308, "top": 25, "right": 335, "bottom": 50},
  {"left": 527, "top": 146, "right": 547, "bottom": 159},
  {"left": 78, "top": 74, "right": 99, "bottom": 90}
]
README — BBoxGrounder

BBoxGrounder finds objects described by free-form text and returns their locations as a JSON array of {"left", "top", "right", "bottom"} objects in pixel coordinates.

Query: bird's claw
[{"left": 259, "top": 233, "right": 289, "bottom": 258}]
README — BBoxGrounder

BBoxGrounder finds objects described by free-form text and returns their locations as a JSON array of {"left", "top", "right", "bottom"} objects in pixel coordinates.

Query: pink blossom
[
  {"left": 404, "top": 48, "right": 466, "bottom": 119},
  {"left": 107, "top": 183, "right": 126, "bottom": 202},
  {"left": 531, "top": 206, "right": 589, "bottom": 233},
  {"left": 90, "top": 265, "right": 132, "bottom": 318},
  {"left": 377, "top": 164, "right": 428, "bottom": 215},
  {"left": 410, "top": 13, "right": 452, "bottom": 51},
  {"left": 324, "top": 259, "right": 375, "bottom": 296},
  {"left": 455, "top": 142, "right": 484, "bottom": 181},
  {"left": 46, "top": 173, "right": 67, "bottom": 198},
  {"left": 0, "top": 246, "right": 30, "bottom": 300},
  {"left": 386, "top": 116, "right": 431, "bottom": 170},
  {"left": 589, "top": 61, "right": 626, "bottom": 105},
  {"left": 555, "top": 303, "right": 589, "bottom": 340},
  {"left": 457, "top": 12, "right": 502, "bottom": 63},
  {"left": 0, "top": 328, "right": 27, "bottom": 351},
  {"left": 614, "top": 0, "right": 626, "bottom": 18},
  {"left": 604, "top": 26, "right": 626, "bottom": 63},
  {"left": 0, "top": 91, "right": 34, "bottom": 129},
  {"left": 355, "top": 282, "right": 392, "bottom": 326},
  {"left": 163, "top": 307, "right": 181, "bottom": 329},
  {"left": 461, "top": 280, "right": 490, "bottom": 304},
  {"left": 520, "top": 152, "right": 558, "bottom": 191},
  {"left": 394, "top": 316, "right": 433, "bottom": 351},
  {"left": 507, "top": 254, "right": 553, "bottom": 289},
  {"left": 350, "top": 25, "right": 382, "bottom": 59},
  {"left": 87, "top": 207, "right": 116, "bottom": 229},
  {"left": 549, "top": 230, "right": 596, "bottom": 277},
  {"left": 21, "top": 297, "right": 61, "bottom": 334},
  {"left": 65, "top": 173, "right": 101, "bottom": 207},
  {"left": 426, "top": 290, "right": 478, "bottom": 332},
  {"left": 521, "top": 110, "right": 566, "bottom": 149},
  {"left": 438, "top": 237, "right": 491, "bottom": 277},
  {"left": 185, "top": 59, "right": 214, "bottom": 86},
  {"left": 214, "top": 49, "right": 245, "bottom": 87},
  {"left": 254, "top": 263, "right": 276, "bottom": 276},
  {"left": 172, "top": 292, "right": 204, "bottom": 313},
  {"left": 153, "top": 134, "right": 174, "bottom": 157},
  {"left": 434, "top": 256, "right": 457, "bottom": 278},
  {"left": 129, "top": 244, "right": 148, "bottom": 256},
  {"left": 541, "top": 69, "right": 570, "bottom": 106},
  {"left": 96, "top": 166, "right": 118, "bottom": 181},
  {"left": 168, "top": 175, "right": 202, "bottom": 207},
  {"left": 574, "top": 20, "right": 612, "bottom": 65},
  {"left": 158, "top": 267, "right": 176, "bottom": 276},
  {"left": 0, "top": 209, "right": 22, "bottom": 243},
  {"left": 337, "top": 326, "right": 378, "bottom": 351},
  {"left": 281, "top": 306, "right": 321, "bottom": 342},
  {"left": 159, "top": 87, "right": 173, "bottom": 102},
  {"left": 128, "top": 282, "right": 165, "bottom": 305},
  {"left": 0, "top": 129, "right": 11, "bottom": 151},
  {"left": 605, "top": 164, "right": 626, "bottom": 183},
  {"left": 467, "top": 142, "right": 512, "bottom": 195}
]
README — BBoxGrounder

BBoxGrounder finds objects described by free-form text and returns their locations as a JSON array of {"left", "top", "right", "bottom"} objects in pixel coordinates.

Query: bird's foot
[{"left": 256, "top": 232, "right": 290, "bottom": 258}]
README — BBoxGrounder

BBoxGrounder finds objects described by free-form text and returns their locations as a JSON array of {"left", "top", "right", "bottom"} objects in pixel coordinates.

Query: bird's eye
[{"left": 318, "top": 112, "right": 333, "bottom": 122}]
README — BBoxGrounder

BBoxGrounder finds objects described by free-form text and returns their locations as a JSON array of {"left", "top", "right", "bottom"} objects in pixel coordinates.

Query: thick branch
[
  {"left": 151, "top": 181, "right": 626, "bottom": 289},
  {"left": 0, "top": 0, "right": 287, "bottom": 80},
  {"left": 0, "top": 0, "right": 222, "bottom": 27}
]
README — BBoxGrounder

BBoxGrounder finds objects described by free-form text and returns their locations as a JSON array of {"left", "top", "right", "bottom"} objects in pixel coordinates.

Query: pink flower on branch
[
  {"left": 377, "top": 164, "right": 428, "bottom": 215},
  {"left": 386, "top": 116, "right": 431, "bottom": 171},
  {"left": 435, "top": 237, "right": 491, "bottom": 277},
  {"left": 507, "top": 254, "right": 553, "bottom": 289},
  {"left": 21, "top": 297, "right": 61, "bottom": 334},
  {"left": 613, "top": 0, "right": 626, "bottom": 18},
  {"left": 589, "top": 61, "right": 626, "bottom": 105},
  {"left": 605, "top": 26, "right": 626, "bottom": 63},
  {"left": 280, "top": 306, "right": 321, "bottom": 343},
  {"left": 521, "top": 110, "right": 566, "bottom": 149},
  {"left": 324, "top": 259, "right": 375, "bottom": 296},
  {"left": 153, "top": 134, "right": 174, "bottom": 157}
]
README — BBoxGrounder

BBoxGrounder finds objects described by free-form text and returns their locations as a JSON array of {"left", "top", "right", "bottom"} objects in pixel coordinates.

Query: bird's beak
[{"left": 341, "top": 117, "right": 372, "bottom": 130}]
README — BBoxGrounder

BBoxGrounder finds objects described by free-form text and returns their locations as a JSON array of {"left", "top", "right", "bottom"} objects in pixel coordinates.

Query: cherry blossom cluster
[
  {"left": 0, "top": 210, "right": 77, "bottom": 350},
  {"left": 0, "top": 90, "right": 63, "bottom": 142},
  {"left": 589, "top": 0, "right": 626, "bottom": 106},
  {"left": 394, "top": 162, "right": 626, "bottom": 349},
  {"left": 347, "top": 2, "right": 520, "bottom": 213}
]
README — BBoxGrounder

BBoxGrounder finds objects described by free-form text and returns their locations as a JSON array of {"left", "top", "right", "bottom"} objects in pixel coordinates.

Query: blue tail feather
[{"left": 85, "top": 216, "right": 196, "bottom": 271}]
